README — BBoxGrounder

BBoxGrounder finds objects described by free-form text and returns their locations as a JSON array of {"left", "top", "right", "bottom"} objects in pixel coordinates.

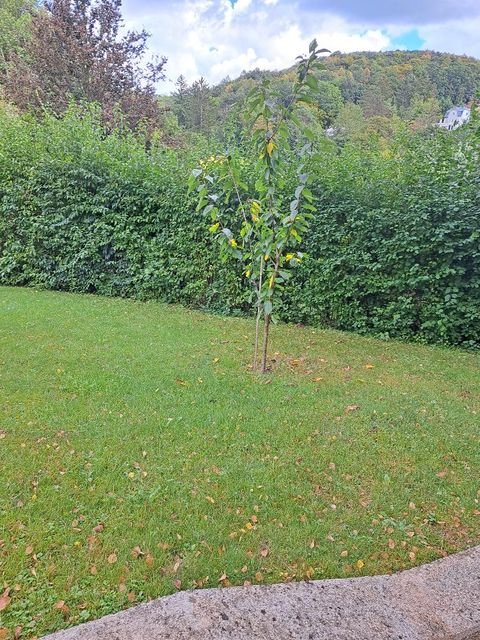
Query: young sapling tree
[{"left": 189, "top": 40, "right": 328, "bottom": 372}]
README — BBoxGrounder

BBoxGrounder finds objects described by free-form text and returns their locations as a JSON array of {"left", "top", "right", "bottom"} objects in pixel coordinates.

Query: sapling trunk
[
  {"left": 253, "top": 256, "right": 264, "bottom": 370},
  {"left": 261, "top": 313, "right": 271, "bottom": 373}
]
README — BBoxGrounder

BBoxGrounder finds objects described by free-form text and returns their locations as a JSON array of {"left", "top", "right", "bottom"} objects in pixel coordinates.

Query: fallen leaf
[
  {"left": 345, "top": 404, "right": 360, "bottom": 413},
  {"left": 250, "top": 515, "right": 258, "bottom": 524},
  {"left": 245, "top": 522, "right": 253, "bottom": 530},
  {"left": 218, "top": 573, "right": 227, "bottom": 582},
  {"left": 172, "top": 557, "right": 182, "bottom": 573},
  {"left": 409, "top": 552, "right": 416, "bottom": 562},
  {"left": 131, "top": 546, "right": 144, "bottom": 559},
  {"left": 25, "top": 545, "right": 33, "bottom": 555},
  {"left": 255, "top": 571, "right": 263, "bottom": 582},
  {"left": 145, "top": 553, "right": 154, "bottom": 568},
  {"left": 127, "top": 592, "right": 136, "bottom": 603},
  {"left": 388, "top": 539, "right": 395, "bottom": 549},
  {"left": 92, "top": 523, "right": 105, "bottom": 533},
  {"left": 0, "top": 628, "right": 8, "bottom": 640},
  {"left": 107, "top": 552, "right": 117, "bottom": 564},
  {"left": 356, "top": 560, "right": 365, "bottom": 569},
  {"left": 340, "top": 550, "right": 348, "bottom": 557},
  {"left": 174, "top": 579, "right": 182, "bottom": 590},
  {"left": 205, "top": 496, "right": 215, "bottom": 504},
  {"left": 409, "top": 502, "right": 416, "bottom": 510},
  {"left": 364, "top": 364, "right": 374, "bottom": 369},
  {"left": 436, "top": 470, "right": 447, "bottom": 478},
  {"left": 309, "top": 540, "right": 315, "bottom": 549},
  {"left": 175, "top": 379, "right": 187, "bottom": 386},
  {"left": 90, "top": 565, "right": 97, "bottom": 575},
  {"left": 260, "top": 547, "right": 269, "bottom": 557},
  {"left": 14, "top": 626, "right": 22, "bottom": 640},
  {"left": 54, "top": 600, "right": 69, "bottom": 615},
  {"left": 0, "top": 589, "right": 11, "bottom": 612},
  {"left": 87, "top": 535, "right": 98, "bottom": 551}
]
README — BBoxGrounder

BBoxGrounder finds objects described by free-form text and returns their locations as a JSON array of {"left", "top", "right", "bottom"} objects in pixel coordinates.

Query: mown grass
[{"left": 0, "top": 286, "right": 479, "bottom": 638}]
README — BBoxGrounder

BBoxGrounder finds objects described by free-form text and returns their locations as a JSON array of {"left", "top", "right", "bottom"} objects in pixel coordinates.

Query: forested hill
[
  {"left": 316, "top": 50, "right": 479, "bottom": 110},
  {"left": 172, "top": 50, "right": 480, "bottom": 135}
]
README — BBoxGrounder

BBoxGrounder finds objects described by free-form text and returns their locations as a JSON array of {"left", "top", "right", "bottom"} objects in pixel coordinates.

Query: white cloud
[
  {"left": 121, "top": 0, "right": 397, "bottom": 92},
  {"left": 418, "top": 17, "right": 480, "bottom": 58}
]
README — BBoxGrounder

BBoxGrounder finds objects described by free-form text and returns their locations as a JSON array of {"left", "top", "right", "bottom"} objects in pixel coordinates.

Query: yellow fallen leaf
[
  {"left": 356, "top": 559, "right": 365, "bottom": 569},
  {"left": 206, "top": 496, "right": 215, "bottom": 504},
  {"left": 364, "top": 364, "right": 374, "bottom": 369}
]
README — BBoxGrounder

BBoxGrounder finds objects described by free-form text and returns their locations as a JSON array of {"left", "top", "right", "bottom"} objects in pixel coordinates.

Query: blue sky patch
[{"left": 392, "top": 29, "right": 425, "bottom": 50}]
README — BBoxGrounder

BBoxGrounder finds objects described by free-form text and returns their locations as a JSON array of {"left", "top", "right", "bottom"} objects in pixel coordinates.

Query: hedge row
[{"left": 1, "top": 106, "right": 478, "bottom": 348}]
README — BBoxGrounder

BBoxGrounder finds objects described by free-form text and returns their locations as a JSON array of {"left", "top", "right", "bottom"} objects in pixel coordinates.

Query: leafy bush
[{"left": 0, "top": 104, "right": 478, "bottom": 348}]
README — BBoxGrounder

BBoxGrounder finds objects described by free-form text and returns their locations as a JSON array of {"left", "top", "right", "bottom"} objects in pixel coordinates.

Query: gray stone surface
[{"left": 43, "top": 546, "right": 480, "bottom": 640}]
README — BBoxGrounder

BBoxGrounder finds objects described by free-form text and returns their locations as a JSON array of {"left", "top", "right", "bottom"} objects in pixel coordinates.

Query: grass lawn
[{"left": 0, "top": 286, "right": 479, "bottom": 638}]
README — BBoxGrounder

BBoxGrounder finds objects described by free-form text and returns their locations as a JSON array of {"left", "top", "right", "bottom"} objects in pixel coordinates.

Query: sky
[{"left": 121, "top": 0, "right": 480, "bottom": 92}]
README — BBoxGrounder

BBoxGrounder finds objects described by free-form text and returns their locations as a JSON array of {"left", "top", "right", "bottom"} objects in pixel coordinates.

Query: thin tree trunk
[
  {"left": 261, "top": 313, "right": 271, "bottom": 373},
  {"left": 253, "top": 257, "right": 264, "bottom": 370}
]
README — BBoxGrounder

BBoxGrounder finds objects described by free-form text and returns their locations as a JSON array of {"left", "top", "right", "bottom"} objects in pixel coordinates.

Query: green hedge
[{"left": 0, "top": 106, "right": 479, "bottom": 348}]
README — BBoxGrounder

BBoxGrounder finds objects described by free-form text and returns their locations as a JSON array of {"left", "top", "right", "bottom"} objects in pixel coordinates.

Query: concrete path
[{"left": 44, "top": 546, "right": 480, "bottom": 640}]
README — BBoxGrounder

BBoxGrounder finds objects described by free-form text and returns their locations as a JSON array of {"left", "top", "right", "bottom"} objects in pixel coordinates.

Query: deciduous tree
[{"left": 4, "top": 0, "right": 166, "bottom": 131}]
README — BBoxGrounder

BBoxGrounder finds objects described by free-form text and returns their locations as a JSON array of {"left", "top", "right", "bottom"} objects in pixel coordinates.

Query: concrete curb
[{"left": 43, "top": 546, "right": 480, "bottom": 640}]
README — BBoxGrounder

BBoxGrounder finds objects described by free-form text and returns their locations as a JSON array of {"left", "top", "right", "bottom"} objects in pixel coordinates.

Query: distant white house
[{"left": 437, "top": 106, "right": 471, "bottom": 131}]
